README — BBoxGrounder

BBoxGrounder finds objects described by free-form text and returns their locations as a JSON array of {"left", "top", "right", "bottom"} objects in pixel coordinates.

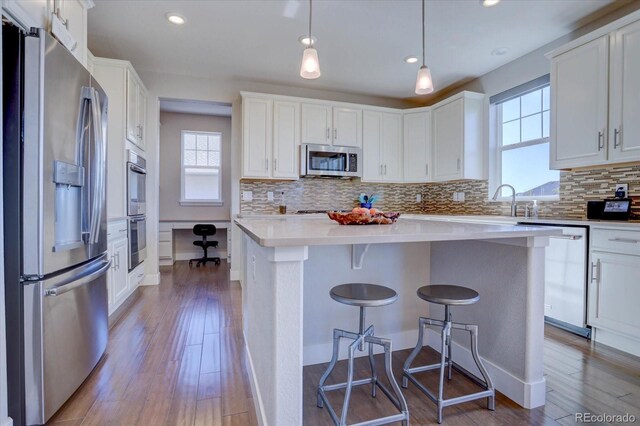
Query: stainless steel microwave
[{"left": 300, "top": 144, "right": 362, "bottom": 178}]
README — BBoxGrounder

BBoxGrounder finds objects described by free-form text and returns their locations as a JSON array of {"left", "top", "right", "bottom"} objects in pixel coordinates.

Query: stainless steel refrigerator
[{"left": 3, "top": 25, "right": 110, "bottom": 425}]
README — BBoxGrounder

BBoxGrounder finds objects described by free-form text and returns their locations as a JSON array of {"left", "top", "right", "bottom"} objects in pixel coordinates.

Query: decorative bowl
[{"left": 327, "top": 211, "right": 401, "bottom": 225}]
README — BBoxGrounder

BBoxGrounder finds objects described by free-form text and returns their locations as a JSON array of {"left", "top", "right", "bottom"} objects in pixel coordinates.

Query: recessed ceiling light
[
  {"left": 298, "top": 35, "right": 317, "bottom": 46},
  {"left": 404, "top": 56, "right": 419, "bottom": 64},
  {"left": 166, "top": 13, "right": 186, "bottom": 25},
  {"left": 491, "top": 47, "right": 508, "bottom": 56},
  {"left": 481, "top": 0, "right": 501, "bottom": 7}
]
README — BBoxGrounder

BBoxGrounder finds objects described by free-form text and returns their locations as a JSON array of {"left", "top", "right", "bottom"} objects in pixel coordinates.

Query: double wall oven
[{"left": 127, "top": 150, "right": 147, "bottom": 271}]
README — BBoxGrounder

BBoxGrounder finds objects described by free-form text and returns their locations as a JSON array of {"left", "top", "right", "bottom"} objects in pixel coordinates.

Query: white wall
[{"left": 159, "top": 112, "right": 232, "bottom": 221}]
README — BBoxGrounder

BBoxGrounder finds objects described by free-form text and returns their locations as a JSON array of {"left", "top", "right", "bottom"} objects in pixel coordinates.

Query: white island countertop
[{"left": 235, "top": 214, "right": 562, "bottom": 247}]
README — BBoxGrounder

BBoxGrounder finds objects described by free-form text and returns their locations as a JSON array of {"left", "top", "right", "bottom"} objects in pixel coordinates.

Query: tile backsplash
[{"left": 240, "top": 164, "right": 640, "bottom": 218}]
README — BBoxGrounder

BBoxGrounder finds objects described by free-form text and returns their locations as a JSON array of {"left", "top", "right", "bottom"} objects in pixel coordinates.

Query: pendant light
[
  {"left": 300, "top": 0, "right": 321, "bottom": 79},
  {"left": 415, "top": 0, "right": 434, "bottom": 94}
]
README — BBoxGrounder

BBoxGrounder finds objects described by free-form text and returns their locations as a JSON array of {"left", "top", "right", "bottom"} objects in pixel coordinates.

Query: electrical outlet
[
  {"left": 452, "top": 193, "right": 457, "bottom": 202},
  {"left": 416, "top": 194, "right": 422, "bottom": 203},
  {"left": 267, "top": 191, "right": 274, "bottom": 202},
  {"left": 616, "top": 183, "right": 629, "bottom": 197},
  {"left": 242, "top": 191, "right": 253, "bottom": 202},
  {"left": 457, "top": 192, "right": 465, "bottom": 202}
]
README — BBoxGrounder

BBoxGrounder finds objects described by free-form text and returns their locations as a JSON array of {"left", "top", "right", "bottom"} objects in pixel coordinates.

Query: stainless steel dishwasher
[{"left": 520, "top": 223, "right": 590, "bottom": 338}]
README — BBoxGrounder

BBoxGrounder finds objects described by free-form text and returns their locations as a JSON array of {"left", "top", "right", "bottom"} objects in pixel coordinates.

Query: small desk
[{"left": 159, "top": 220, "right": 231, "bottom": 266}]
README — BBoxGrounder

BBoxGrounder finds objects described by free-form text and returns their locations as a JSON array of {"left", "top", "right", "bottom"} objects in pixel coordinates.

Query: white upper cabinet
[
  {"left": 403, "top": 110, "right": 431, "bottom": 182},
  {"left": 272, "top": 101, "right": 300, "bottom": 179},
  {"left": 92, "top": 58, "right": 147, "bottom": 218},
  {"left": 550, "top": 13, "right": 640, "bottom": 169},
  {"left": 432, "top": 92, "right": 484, "bottom": 182},
  {"left": 362, "top": 111, "right": 402, "bottom": 182},
  {"left": 2, "top": 0, "right": 91, "bottom": 67},
  {"left": 301, "top": 103, "right": 362, "bottom": 147},
  {"left": 551, "top": 36, "right": 609, "bottom": 169},
  {"left": 242, "top": 97, "right": 273, "bottom": 179},
  {"left": 241, "top": 95, "right": 300, "bottom": 180},
  {"left": 301, "top": 104, "right": 331, "bottom": 145},
  {"left": 332, "top": 107, "right": 362, "bottom": 147},
  {"left": 126, "top": 70, "right": 147, "bottom": 150},
  {"left": 609, "top": 19, "right": 640, "bottom": 162}
]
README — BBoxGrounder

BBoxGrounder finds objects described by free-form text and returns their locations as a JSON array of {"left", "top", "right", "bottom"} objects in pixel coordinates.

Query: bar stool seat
[
  {"left": 317, "top": 283, "right": 409, "bottom": 426},
  {"left": 417, "top": 285, "right": 479, "bottom": 305},
  {"left": 330, "top": 283, "right": 399, "bottom": 307},
  {"left": 403, "top": 284, "right": 495, "bottom": 424}
]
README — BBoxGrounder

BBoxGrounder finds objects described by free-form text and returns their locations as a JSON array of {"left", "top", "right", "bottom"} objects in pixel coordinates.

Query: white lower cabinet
[
  {"left": 106, "top": 220, "right": 129, "bottom": 316},
  {"left": 589, "top": 227, "right": 640, "bottom": 355},
  {"left": 109, "top": 238, "right": 129, "bottom": 310}
]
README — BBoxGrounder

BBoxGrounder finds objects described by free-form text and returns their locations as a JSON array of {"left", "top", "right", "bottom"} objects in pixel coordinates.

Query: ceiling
[
  {"left": 88, "top": 0, "right": 618, "bottom": 101},
  {"left": 159, "top": 98, "right": 232, "bottom": 116}
]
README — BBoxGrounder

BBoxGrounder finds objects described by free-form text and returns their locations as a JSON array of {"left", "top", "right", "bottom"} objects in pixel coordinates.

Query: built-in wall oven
[
  {"left": 128, "top": 215, "right": 147, "bottom": 271},
  {"left": 127, "top": 150, "right": 146, "bottom": 270},
  {"left": 127, "top": 150, "right": 146, "bottom": 216}
]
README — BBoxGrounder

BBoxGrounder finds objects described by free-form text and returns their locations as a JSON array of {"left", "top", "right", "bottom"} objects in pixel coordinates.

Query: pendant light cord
[
  {"left": 309, "top": 0, "right": 313, "bottom": 42},
  {"left": 421, "top": 0, "right": 425, "bottom": 66}
]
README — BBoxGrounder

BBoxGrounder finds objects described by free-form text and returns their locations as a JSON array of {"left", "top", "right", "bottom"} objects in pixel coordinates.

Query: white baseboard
[
  {"left": 303, "top": 328, "right": 545, "bottom": 410},
  {"left": 142, "top": 273, "right": 160, "bottom": 286},
  {"left": 593, "top": 327, "right": 640, "bottom": 357},
  {"left": 244, "top": 337, "right": 267, "bottom": 426},
  {"left": 230, "top": 270, "right": 240, "bottom": 281}
]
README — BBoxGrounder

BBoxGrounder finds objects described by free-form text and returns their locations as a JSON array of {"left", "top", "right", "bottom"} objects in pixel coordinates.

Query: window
[
  {"left": 492, "top": 76, "right": 559, "bottom": 199},
  {"left": 181, "top": 131, "right": 222, "bottom": 205}
]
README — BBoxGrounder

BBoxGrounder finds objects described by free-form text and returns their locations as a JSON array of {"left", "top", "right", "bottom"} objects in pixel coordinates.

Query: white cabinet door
[
  {"left": 136, "top": 87, "right": 146, "bottom": 151},
  {"left": 403, "top": 111, "right": 431, "bottom": 182},
  {"left": 589, "top": 251, "right": 640, "bottom": 338},
  {"left": 242, "top": 97, "right": 273, "bottom": 178},
  {"left": 362, "top": 111, "right": 383, "bottom": 182},
  {"left": 301, "top": 103, "right": 331, "bottom": 145},
  {"left": 272, "top": 101, "right": 300, "bottom": 179},
  {"left": 111, "top": 238, "right": 129, "bottom": 308},
  {"left": 551, "top": 36, "right": 609, "bottom": 169},
  {"left": 126, "top": 71, "right": 139, "bottom": 144},
  {"left": 381, "top": 113, "right": 403, "bottom": 181},
  {"left": 432, "top": 99, "right": 463, "bottom": 181},
  {"left": 333, "top": 107, "right": 362, "bottom": 147},
  {"left": 609, "top": 20, "right": 640, "bottom": 163}
]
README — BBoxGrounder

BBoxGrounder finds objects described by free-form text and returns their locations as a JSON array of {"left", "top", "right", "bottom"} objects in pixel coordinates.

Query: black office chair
[{"left": 189, "top": 224, "right": 221, "bottom": 267}]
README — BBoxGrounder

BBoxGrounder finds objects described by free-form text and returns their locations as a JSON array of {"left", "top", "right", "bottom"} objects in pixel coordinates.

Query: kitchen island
[{"left": 235, "top": 215, "right": 562, "bottom": 426}]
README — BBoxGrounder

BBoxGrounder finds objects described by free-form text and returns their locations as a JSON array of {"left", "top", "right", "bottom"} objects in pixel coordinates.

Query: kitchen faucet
[{"left": 492, "top": 184, "right": 518, "bottom": 217}]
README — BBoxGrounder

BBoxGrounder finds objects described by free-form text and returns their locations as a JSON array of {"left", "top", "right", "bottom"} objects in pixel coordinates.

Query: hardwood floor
[
  {"left": 48, "top": 261, "right": 257, "bottom": 426},
  {"left": 50, "top": 261, "right": 640, "bottom": 425}
]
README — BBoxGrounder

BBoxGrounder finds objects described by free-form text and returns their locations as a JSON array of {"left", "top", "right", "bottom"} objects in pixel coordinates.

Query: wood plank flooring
[
  {"left": 48, "top": 261, "right": 256, "bottom": 426},
  {"left": 50, "top": 261, "right": 640, "bottom": 425}
]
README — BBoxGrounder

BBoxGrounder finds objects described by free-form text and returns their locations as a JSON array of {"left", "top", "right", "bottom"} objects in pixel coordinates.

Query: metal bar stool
[
  {"left": 402, "top": 285, "right": 495, "bottom": 424},
  {"left": 317, "top": 283, "right": 409, "bottom": 426}
]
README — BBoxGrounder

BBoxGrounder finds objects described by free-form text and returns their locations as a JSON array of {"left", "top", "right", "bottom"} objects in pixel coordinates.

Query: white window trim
[
  {"left": 489, "top": 90, "right": 559, "bottom": 203},
  {"left": 180, "top": 130, "right": 223, "bottom": 206}
]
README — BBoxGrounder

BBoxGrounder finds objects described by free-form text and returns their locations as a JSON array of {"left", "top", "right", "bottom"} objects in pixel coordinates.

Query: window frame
[
  {"left": 490, "top": 82, "right": 559, "bottom": 202},
  {"left": 180, "top": 130, "right": 223, "bottom": 206}
]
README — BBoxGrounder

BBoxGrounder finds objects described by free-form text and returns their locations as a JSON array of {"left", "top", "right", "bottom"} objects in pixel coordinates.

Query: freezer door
[
  {"left": 24, "top": 254, "right": 110, "bottom": 425},
  {"left": 23, "top": 29, "right": 108, "bottom": 277}
]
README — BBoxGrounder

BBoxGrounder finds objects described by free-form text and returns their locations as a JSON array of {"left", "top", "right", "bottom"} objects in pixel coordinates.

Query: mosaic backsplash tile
[{"left": 240, "top": 164, "right": 640, "bottom": 219}]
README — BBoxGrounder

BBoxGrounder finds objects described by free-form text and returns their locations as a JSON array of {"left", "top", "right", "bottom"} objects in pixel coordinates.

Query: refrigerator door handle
[
  {"left": 77, "top": 89, "right": 92, "bottom": 243},
  {"left": 88, "top": 88, "right": 106, "bottom": 244},
  {"left": 44, "top": 256, "right": 110, "bottom": 297}
]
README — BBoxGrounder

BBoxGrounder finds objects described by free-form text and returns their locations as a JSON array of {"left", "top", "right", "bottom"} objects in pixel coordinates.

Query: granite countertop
[
  {"left": 417, "top": 214, "right": 640, "bottom": 230},
  {"left": 235, "top": 215, "right": 562, "bottom": 247}
]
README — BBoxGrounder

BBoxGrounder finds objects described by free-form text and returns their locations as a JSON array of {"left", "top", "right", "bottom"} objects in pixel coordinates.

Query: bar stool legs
[
  {"left": 317, "top": 307, "right": 409, "bottom": 426},
  {"left": 402, "top": 306, "right": 495, "bottom": 424}
]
